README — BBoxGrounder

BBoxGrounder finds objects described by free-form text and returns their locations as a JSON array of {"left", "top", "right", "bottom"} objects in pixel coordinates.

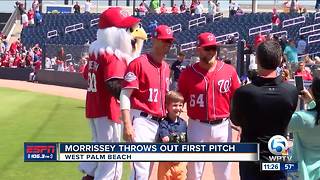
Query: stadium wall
[
  {"left": 0, "top": 68, "right": 33, "bottom": 81},
  {"left": 0, "top": 68, "right": 87, "bottom": 89},
  {"left": 37, "top": 70, "right": 87, "bottom": 89}
]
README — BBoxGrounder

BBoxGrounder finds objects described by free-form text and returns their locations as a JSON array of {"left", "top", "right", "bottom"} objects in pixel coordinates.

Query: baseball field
[
  {"left": 0, "top": 79, "right": 239, "bottom": 180},
  {"left": 0, "top": 87, "right": 131, "bottom": 180}
]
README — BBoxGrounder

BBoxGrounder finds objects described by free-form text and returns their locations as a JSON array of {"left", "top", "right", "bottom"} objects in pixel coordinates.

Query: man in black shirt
[
  {"left": 73, "top": 1, "right": 80, "bottom": 14},
  {"left": 230, "top": 40, "right": 298, "bottom": 180},
  {"left": 170, "top": 52, "right": 185, "bottom": 90}
]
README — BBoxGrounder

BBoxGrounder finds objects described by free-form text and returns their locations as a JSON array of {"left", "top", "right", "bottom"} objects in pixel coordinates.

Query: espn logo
[
  {"left": 26, "top": 145, "right": 56, "bottom": 154},
  {"left": 24, "top": 143, "right": 57, "bottom": 161}
]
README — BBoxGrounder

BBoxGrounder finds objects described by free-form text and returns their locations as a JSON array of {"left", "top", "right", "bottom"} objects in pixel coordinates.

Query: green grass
[{"left": 0, "top": 88, "right": 130, "bottom": 180}]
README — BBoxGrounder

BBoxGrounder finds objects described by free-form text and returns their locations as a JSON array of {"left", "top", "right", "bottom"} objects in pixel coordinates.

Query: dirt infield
[{"left": 0, "top": 79, "right": 240, "bottom": 180}]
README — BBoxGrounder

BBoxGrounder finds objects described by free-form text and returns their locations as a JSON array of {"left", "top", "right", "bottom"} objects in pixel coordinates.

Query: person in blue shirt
[
  {"left": 288, "top": 75, "right": 320, "bottom": 180},
  {"left": 35, "top": 11, "right": 42, "bottom": 26},
  {"left": 147, "top": 20, "right": 158, "bottom": 37},
  {"left": 158, "top": 91, "right": 187, "bottom": 180},
  {"left": 170, "top": 52, "right": 186, "bottom": 90}
]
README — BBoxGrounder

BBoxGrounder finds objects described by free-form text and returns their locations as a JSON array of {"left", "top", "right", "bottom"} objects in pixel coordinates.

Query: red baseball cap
[
  {"left": 197, "top": 32, "right": 218, "bottom": 47},
  {"left": 152, "top": 25, "right": 175, "bottom": 41},
  {"left": 254, "top": 34, "right": 266, "bottom": 48},
  {"left": 98, "top": 7, "right": 141, "bottom": 29}
]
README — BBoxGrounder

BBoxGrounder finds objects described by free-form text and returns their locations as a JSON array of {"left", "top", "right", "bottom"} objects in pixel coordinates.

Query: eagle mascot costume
[{"left": 80, "top": 7, "right": 147, "bottom": 180}]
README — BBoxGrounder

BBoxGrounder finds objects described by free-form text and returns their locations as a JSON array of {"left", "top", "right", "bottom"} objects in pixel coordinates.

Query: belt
[
  {"left": 140, "top": 112, "right": 162, "bottom": 122},
  {"left": 199, "top": 118, "right": 228, "bottom": 125}
]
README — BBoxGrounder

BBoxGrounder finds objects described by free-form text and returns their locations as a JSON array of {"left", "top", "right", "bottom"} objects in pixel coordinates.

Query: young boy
[{"left": 158, "top": 91, "right": 188, "bottom": 180}]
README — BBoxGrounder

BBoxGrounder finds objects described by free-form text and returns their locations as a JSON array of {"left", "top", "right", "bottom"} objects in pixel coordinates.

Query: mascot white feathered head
[{"left": 89, "top": 7, "right": 147, "bottom": 65}]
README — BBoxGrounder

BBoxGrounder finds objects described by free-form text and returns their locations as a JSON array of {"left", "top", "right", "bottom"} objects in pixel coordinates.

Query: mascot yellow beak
[{"left": 131, "top": 24, "right": 147, "bottom": 40}]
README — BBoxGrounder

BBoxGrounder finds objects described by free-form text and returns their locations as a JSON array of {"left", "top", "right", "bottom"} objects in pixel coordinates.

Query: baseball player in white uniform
[
  {"left": 178, "top": 32, "right": 241, "bottom": 180},
  {"left": 120, "top": 25, "right": 174, "bottom": 180}
]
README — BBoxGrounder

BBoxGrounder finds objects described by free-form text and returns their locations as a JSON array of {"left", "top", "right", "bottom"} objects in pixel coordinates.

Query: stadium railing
[
  {"left": 308, "top": 33, "right": 320, "bottom": 44},
  {"left": 65, "top": 23, "right": 84, "bottom": 34},
  {"left": 216, "top": 32, "right": 239, "bottom": 43},
  {"left": 282, "top": 16, "right": 305, "bottom": 28},
  {"left": 47, "top": 30, "right": 58, "bottom": 39},
  {"left": 180, "top": 41, "right": 197, "bottom": 52},
  {"left": 261, "top": 30, "right": 288, "bottom": 38},
  {"left": 188, "top": 16, "right": 206, "bottom": 29},
  {"left": 2, "top": 8, "right": 18, "bottom": 39},
  {"left": 314, "top": 11, "right": 320, "bottom": 21},
  {"left": 299, "top": 23, "right": 320, "bottom": 36},
  {"left": 212, "top": 13, "right": 224, "bottom": 22},
  {"left": 271, "top": 30, "right": 288, "bottom": 38},
  {"left": 90, "top": 18, "right": 99, "bottom": 27},
  {"left": 170, "top": 23, "right": 182, "bottom": 33},
  {"left": 249, "top": 23, "right": 272, "bottom": 36}
]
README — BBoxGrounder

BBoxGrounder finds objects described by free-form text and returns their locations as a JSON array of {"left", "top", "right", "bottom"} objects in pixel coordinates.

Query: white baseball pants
[
  {"left": 129, "top": 109, "right": 159, "bottom": 180},
  {"left": 79, "top": 116, "right": 122, "bottom": 180},
  {"left": 187, "top": 119, "right": 232, "bottom": 180}
]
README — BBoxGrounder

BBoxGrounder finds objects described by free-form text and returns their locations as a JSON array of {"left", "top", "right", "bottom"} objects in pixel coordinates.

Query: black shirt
[
  {"left": 171, "top": 60, "right": 182, "bottom": 81},
  {"left": 73, "top": 4, "right": 80, "bottom": 13},
  {"left": 230, "top": 75, "right": 298, "bottom": 177}
]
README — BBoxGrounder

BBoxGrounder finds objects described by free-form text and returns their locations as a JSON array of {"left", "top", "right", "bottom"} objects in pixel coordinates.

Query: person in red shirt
[
  {"left": 1, "top": 53, "right": 9, "bottom": 67},
  {"left": 254, "top": 34, "right": 266, "bottom": 49},
  {"left": 20, "top": 53, "right": 27, "bottom": 67},
  {"left": 171, "top": 4, "right": 179, "bottom": 14},
  {"left": 34, "top": 60, "right": 41, "bottom": 72},
  {"left": 160, "top": 3, "right": 168, "bottom": 13},
  {"left": 9, "top": 41, "right": 18, "bottom": 55},
  {"left": 78, "top": 57, "right": 87, "bottom": 73},
  {"left": 56, "top": 58, "right": 65, "bottom": 71},
  {"left": 13, "top": 54, "right": 22, "bottom": 67},
  {"left": 178, "top": 32, "right": 241, "bottom": 180},
  {"left": 137, "top": 0, "right": 148, "bottom": 16},
  {"left": 295, "top": 61, "right": 313, "bottom": 81},
  {"left": 120, "top": 25, "right": 174, "bottom": 180},
  {"left": 190, "top": 0, "right": 197, "bottom": 14},
  {"left": 27, "top": 9, "right": 34, "bottom": 25},
  {"left": 271, "top": 8, "right": 281, "bottom": 26},
  {"left": 25, "top": 52, "right": 32, "bottom": 67},
  {"left": 8, "top": 56, "right": 14, "bottom": 67},
  {"left": 67, "top": 62, "right": 75, "bottom": 72}
]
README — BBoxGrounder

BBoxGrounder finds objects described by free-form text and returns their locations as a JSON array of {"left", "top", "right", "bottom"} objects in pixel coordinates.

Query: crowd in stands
[
  {"left": 0, "top": 37, "right": 42, "bottom": 73},
  {"left": 44, "top": 48, "right": 88, "bottom": 73},
  {"left": 243, "top": 32, "right": 320, "bottom": 86},
  {"left": 10, "top": 0, "right": 320, "bottom": 79},
  {"left": 72, "top": 0, "right": 93, "bottom": 14},
  {"left": 229, "top": 1, "right": 244, "bottom": 16},
  {"left": 136, "top": 0, "right": 222, "bottom": 16},
  {"left": 17, "top": 0, "right": 42, "bottom": 28}
]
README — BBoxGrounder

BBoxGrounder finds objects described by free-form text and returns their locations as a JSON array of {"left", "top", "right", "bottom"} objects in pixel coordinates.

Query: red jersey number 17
[{"left": 148, "top": 88, "right": 159, "bottom": 102}]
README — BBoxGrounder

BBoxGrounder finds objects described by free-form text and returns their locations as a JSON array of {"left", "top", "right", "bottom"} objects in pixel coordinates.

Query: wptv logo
[{"left": 268, "top": 135, "right": 292, "bottom": 162}]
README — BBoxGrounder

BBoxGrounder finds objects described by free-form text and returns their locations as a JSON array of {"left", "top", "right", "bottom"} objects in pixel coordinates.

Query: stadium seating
[
  {"left": 21, "top": 13, "right": 99, "bottom": 46},
  {"left": 0, "top": 13, "right": 11, "bottom": 31},
  {"left": 21, "top": 11, "right": 320, "bottom": 56}
]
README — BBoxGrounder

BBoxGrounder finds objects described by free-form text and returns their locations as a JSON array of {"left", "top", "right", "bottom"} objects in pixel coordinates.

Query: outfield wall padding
[
  {"left": 37, "top": 70, "right": 87, "bottom": 89},
  {"left": 0, "top": 67, "right": 33, "bottom": 81}
]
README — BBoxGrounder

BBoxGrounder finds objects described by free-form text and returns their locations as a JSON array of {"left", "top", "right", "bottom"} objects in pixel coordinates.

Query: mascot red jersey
[{"left": 80, "top": 7, "right": 147, "bottom": 180}]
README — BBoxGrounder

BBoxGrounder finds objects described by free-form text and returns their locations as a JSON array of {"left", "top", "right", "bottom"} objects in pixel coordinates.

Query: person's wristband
[{"left": 307, "top": 100, "right": 316, "bottom": 109}]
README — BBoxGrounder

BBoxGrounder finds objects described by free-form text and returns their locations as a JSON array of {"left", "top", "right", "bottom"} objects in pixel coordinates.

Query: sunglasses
[{"left": 203, "top": 46, "right": 217, "bottom": 51}]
